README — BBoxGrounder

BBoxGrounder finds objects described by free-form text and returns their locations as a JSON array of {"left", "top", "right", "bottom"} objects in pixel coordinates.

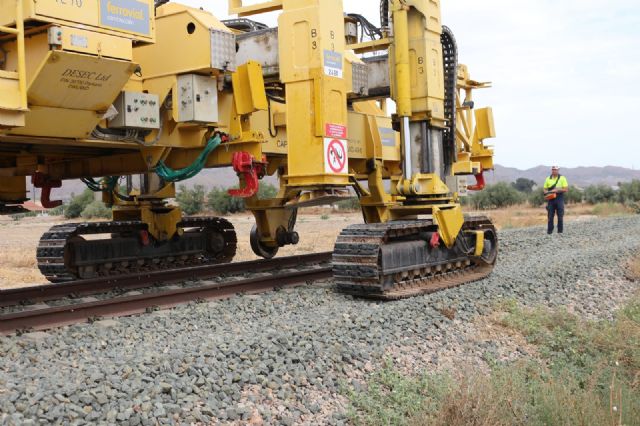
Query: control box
[
  {"left": 109, "top": 92, "right": 160, "bottom": 130},
  {"left": 176, "top": 74, "right": 219, "bottom": 123},
  {"left": 447, "top": 176, "right": 469, "bottom": 197}
]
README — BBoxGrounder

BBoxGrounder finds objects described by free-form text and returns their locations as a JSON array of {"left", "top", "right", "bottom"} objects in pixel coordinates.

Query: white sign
[
  {"left": 323, "top": 50, "right": 343, "bottom": 78},
  {"left": 324, "top": 138, "right": 348, "bottom": 174}
]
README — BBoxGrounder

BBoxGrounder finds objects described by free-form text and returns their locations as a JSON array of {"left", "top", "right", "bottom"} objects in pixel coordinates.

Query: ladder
[{"left": 0, "top": 0, "right": 27, "bottom": 128}]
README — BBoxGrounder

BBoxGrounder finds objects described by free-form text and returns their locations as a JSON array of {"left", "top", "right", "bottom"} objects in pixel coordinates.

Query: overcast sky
[{"left": 176, "top": 1, "right": 639, "bottom": 169}]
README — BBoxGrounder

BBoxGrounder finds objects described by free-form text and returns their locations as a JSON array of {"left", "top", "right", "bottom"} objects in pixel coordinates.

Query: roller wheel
[{"left": 250, "top": 224, "right": 279, "bottom": 259}]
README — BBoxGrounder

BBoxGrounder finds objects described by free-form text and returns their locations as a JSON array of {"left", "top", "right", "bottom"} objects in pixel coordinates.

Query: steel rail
[
  {"left": 0, "top": 251, "right": 333, "bottom": 307},
  {"left": 0, "top": 264, "right": 332, "bottom": 335}
]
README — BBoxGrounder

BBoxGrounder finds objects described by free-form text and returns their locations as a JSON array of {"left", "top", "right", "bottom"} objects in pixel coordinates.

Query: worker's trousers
[{"left": 547, "top": 198, "right": 564, "bottom": 234}]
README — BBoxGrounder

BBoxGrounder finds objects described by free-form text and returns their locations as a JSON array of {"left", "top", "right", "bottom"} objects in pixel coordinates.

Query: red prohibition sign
[{"left": 327, "top": 139, "right": 346, "bottom": 173}]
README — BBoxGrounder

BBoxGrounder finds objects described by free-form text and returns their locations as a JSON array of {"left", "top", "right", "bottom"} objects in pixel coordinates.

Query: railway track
[{"left": 0, "top": 252, "right": 333, "bottom": 335}]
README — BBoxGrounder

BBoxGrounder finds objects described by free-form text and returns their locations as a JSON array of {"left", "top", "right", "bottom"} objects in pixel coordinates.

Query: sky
[{"left": 174, "top": 1, "right": 640, "bottom": 169}]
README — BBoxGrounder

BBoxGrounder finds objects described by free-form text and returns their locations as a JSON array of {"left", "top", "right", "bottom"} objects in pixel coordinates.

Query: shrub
[
  {"left": 207, "top": 186, "right": 245, "bottom": 214},
  {"left": 48, "top": 204, "right": 65, "bottom": 216},
  {"left": 528, "top": 187, "right": 546, "bottom": 207},
  {"left": 176, "top": 184, "right": 206, "bottom": 215},
  {"left": 80, "top": 200, "right": 111, "bottom": 219},
  {"left": 583, "top": 184, "right": 616, "bottom": 204},
  {"left": 565, "top": 185, "right": 583, "bottom": 204},
  {"left": 258, "top": 182, "right": 278, "bottom": 199},
  {"left": 65, "top": 189, "right": 96, "bottom": 219},
  {"left": 618, "top": 179, "right": 640, "bottom": 203},
  {"left": 335, "top": 197, "right": 360, "bottom": 211},
  {"left": 207, "top": 182, "right": 279, "bottom": 215},
  {"left": 511, "top": 177, "right": 536, "bottom": 194},
  {"left": 468, "top": 182, "right": 525, "bottom": 209}
]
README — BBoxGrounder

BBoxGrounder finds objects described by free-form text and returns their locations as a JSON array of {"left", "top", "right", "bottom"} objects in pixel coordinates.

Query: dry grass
[
  {"left": 465, "top": 203, "right": 599, "bottom": 230},
  {"left": 0, "top": 212, "right": 360, "bottom": 289},
  {"left": 627, "top": 252, "right": 640, "bottom": 281}
]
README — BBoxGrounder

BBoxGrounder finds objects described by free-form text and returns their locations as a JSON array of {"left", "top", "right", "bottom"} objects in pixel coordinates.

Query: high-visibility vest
[{"left": 543, "top": 175, "right": 568, "bottom": 190}]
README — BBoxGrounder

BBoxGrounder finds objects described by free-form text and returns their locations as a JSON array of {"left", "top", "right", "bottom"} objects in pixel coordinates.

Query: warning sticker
[
  {"left": 325, "top": 123, "right": 347, "bottom": 139},
  {"left": 379, "top": 127, "right": 396, "bottom": 147},
  {"left": 324, "top": 138, "right": 348, "bottom": 174},
  {"left": 323, "top": 50, "right": 343, "bottom": 78}
]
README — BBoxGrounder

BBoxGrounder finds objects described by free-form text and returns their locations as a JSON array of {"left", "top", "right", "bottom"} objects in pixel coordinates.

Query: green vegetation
[
  {"left": 470, "top": 179, "right": 640, "bottom": 211},
  {"left": 335, "top": 197, "right": 361, "bottom": 211},
  {"left": 207, "top": 186, "right": 245, "bottom": 214},
  {"left": 584, "top": 184, "right": 617, "bottom": 205},
  {"left": 175, "top": 184, "right": 206, "bottom": 215},
  {"left": 467, "top": 182, "right": 525, "bottom": 209},
  {"left": 347, "top": 293, "right": 640, "bottom": 426},
  {"left": 511, "top": 177, "right": 536, "bottom": 193},
  {"left": 176, "top": 182, "right": 279, "bottom": 215},
  {"left": 65, "top": 189, "right": 97, "bottom": 219},
  {"left": 80, "top": 200, "right": 111, "bottom": 219}
]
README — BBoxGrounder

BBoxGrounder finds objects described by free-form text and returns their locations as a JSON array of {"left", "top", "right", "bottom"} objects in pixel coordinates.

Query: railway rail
[{"left": 0, "top": 252, "right": 333, "bottom": 335}]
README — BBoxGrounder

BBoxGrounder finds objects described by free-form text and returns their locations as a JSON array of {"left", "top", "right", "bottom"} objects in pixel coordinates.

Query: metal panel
[
  {"left": 27, "top": 51, "right": 136, "bottom": 111},
  {"left": 109, "top": 91, "right": 160, "bottom": 129},
  {"left": 176, "top": 74, "right": 219, "bottom": 123},
  {"left": 351, "top": 62, "right": 369, "bottom": 96},
  {"left": 35, "top": 0, "right": 100, "bottom": 28},
  {"left": 210, "top": 29, "right": 237, "bottom": 72},
  {"left": 236, "top": 28, "right": 279, "bottom": 78},
  {"left": 363, "top": 55, "right": 390, "bottom": 97},
  {"left": 47, "top": 25, "right": 133, "bottom": 60}
]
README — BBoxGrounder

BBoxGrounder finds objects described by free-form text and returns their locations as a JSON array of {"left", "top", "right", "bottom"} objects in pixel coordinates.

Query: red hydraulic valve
[
  {"left": 31, "top": 172, "right": 62, "bottom": 208},
  {"left": 228, "top": 152, "right": 266, "bottom": 198}
]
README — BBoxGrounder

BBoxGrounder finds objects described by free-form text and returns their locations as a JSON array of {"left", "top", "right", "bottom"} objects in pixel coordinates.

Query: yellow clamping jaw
[{"left": 432, "top": 205, "right": 464, "bottom": 249}]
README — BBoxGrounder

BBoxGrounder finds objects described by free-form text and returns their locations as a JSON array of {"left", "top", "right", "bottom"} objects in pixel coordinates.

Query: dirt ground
[
  {"left": 0, "top": 212, "right": 361, "bottom": 289},
  {"left": 0, "top": 203, "right": 618, "bottom": 289}
]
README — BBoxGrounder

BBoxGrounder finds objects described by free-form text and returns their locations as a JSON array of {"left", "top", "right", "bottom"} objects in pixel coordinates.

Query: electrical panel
[
  {"left": 109, "top": 92, "right": 160, "bottom": 130},
  {"left": 447, "top": 176, "right": 469, "bottom": 197},
  {"left": 176, "top": 74, "right": 219, "bottom": 123}
]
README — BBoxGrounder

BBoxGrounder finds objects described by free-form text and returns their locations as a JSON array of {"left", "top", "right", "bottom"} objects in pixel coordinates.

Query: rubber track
[
  {"left": 332, "top": 216, "right": 497, "bottom": 300},
  {"left": 36, "top": 217, "right": 237, "bottom": 283}
]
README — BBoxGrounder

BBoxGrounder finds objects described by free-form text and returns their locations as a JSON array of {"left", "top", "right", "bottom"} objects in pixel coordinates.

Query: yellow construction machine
[{"left": 0, "top": 0, "right": 497, "bottom": 298}]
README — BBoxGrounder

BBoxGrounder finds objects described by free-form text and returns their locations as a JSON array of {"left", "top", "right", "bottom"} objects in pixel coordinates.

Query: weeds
[
  {"left": 590, "top": 202, "right": 633, "bottom": 217},
  {"left": 347, "top": 293, "right": 640, "bottom": 425},
  {"left": 627, "top": 252, "right": 640, "bottom": 281}
]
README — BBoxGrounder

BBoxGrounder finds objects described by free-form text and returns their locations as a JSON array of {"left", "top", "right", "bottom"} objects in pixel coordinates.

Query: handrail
[
  {"left": 15, "top": 0, "right": 27, "bottom": 110},
  {"left": 228, "top": 0, "right": 283, "bottom": 17},
  {"left": 0, "top": 0, "right": 27, "bottom": 110}
]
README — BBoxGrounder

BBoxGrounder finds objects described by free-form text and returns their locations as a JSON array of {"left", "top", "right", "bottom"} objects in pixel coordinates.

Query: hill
[{"left": 487, "top": 165, "right": 640, "bottom": 188}]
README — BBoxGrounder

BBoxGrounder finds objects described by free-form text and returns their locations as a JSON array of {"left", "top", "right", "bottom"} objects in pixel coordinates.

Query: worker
[{"left": 543, "top": 166, "right": 569, "bottom": 234}]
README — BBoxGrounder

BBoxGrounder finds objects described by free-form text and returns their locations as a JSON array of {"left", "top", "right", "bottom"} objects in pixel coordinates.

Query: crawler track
[
  {"left": 333, "top": 216, "right": 497, "bottom": 299},
  {"left": 37, "top": 217, "right": 237, "bottom": 282},
  {"left": 0, "top": 252, "right": 332, "bottom": 335}
]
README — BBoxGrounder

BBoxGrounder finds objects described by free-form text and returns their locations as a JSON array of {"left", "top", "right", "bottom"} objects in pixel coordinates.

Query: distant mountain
[
  {"left": 28, "top": 165, "right": 640, "bottom": 202},
  {"left": 486, "top": 165, "right": 640, "bottom": 188}
]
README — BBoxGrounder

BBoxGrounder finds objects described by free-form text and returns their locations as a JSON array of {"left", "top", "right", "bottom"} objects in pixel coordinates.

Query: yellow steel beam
[{"left": 228, "top": 0, "right": 283, "bottom": 16}]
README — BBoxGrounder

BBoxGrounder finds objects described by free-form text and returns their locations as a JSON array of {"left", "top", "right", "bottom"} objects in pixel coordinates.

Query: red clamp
[
  {"left": 429, "top": 232, "right": 441, "bottom": 248},
  {"left": 31, "top": 172, "right": 62, "bottom": 209},
  {"left": 467, "top": 169, "right": 485, "bottom": 191},
  {"left": 227, "top": 151, "right": 266, "bottom": 198}
]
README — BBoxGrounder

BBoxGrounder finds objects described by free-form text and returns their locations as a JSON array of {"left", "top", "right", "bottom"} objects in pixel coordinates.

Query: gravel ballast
[{"left": 1, "top": 216, "right": 639, "bottom": 425}]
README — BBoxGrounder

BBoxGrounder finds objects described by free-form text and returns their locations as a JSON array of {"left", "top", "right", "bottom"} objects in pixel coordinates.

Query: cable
[
  {"left": 154, "top": 133, "right": 223, "bottom": 182},
  {"left": 380, "top": 0, "right": 390, "bottom": 32},
  {"left": 347, "top": 14, "right": 383, "bottom": 42}
]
